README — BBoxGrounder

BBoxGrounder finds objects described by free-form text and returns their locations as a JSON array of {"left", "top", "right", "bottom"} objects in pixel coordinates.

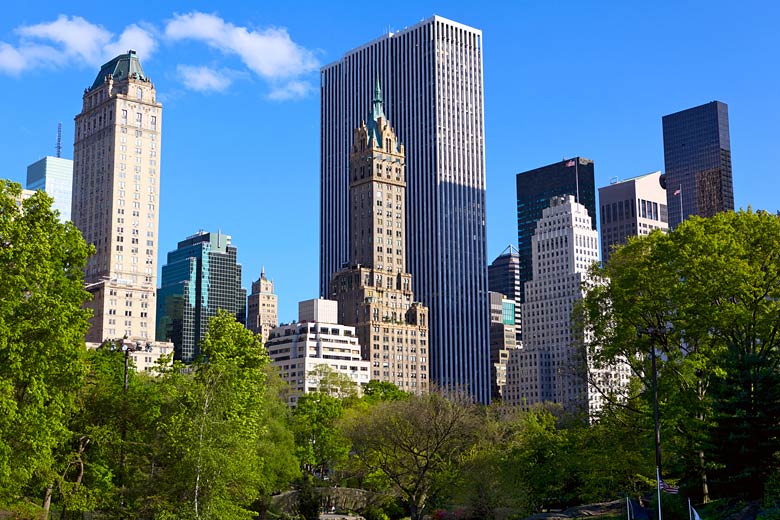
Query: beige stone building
[
  {"left": 330, "top": 80, "right": 429, "bottom": 395},
  {"left": 247, "top": 267, "right": 278, "bottom": 344},
  {"left": 266, "top": 299, "right": 370, "bottom": 407},
  {"left": 71, "top": 50, "right": 166, "bottom": 349}
]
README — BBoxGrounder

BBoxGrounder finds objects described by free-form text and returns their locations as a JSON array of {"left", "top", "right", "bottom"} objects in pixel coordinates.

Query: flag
[
  {"left": 659, "top": 479, "right": 679, "bottom": 494},
  {"left": 690, "top": 506, "right": 702, "bottom": 520},
  {"left": 673, "top": 189, "right": 681, "bottom": 196},
  {"left": 565, "top": 160, "right": 576, "bottom": 167}
]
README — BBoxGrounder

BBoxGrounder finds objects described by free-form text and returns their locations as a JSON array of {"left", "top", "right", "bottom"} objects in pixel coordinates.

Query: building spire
[{"left": 368, "top": 74, "right": 386, "bottom": 145}]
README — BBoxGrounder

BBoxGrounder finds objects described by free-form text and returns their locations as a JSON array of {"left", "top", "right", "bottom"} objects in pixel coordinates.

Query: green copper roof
[
  {"left": 90, "top": 50, "right": 147, "bottom": 90},
  {"left": 367, "top": 75, "right": 386, "bottom": 144}
]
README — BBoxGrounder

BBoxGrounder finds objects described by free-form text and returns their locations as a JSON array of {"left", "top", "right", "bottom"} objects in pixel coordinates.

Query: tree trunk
[
  {"left": 699, "top": 449, "right": 709, "bottom": 503},
  {"left": 42, "top": 483, "right": 54, "bottom": 519}
]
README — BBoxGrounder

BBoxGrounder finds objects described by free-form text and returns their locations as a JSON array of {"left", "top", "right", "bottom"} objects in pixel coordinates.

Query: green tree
[
  {"left": 291, "top": 391, "right": 350, "bottom": 479},
  {"left": 362, "top": 380, "right": 409, "bottom": 404},
  {"left": 0, "top": 182, "right": 92, "bottom": 513},
  {"left": 341, "top": 391, "right": 480, "bottom": 520},
  {"left": 580, "top": 210, "right": 780, "bottom": 501},
  {"left": 150, "top": 310, "right": 283, "bottom": 519}
]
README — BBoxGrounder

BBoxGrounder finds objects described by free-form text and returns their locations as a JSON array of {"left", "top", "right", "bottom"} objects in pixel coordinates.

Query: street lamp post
[{"left": 638, "top": 325, "right": 671, "bottom": 520}]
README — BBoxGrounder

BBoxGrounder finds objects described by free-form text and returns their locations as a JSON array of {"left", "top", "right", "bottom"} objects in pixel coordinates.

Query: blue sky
[{"left": 1, "top": 1, "right": 777, "bottom": 322}]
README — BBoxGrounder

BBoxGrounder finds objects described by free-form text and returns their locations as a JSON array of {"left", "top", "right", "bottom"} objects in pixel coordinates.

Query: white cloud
[
  {"left": 0, "top": 15, "right": 156, "bottom": 76},
  {"left": 165, "top": 12, "right": 318, "bottom": 80},
  {"left": 176, "top": 64, "right": 232, "bottom": 92},
  {"left": 105, "top": 24, "right": 157, "bottom": 61},
  {"left": 268, "top": 80, "right": 312, "bottom": 100}
]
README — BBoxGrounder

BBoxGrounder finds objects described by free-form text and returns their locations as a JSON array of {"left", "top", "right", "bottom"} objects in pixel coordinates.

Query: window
[{"left": 136, "top": 87, "right": 142, "bottom": 100}]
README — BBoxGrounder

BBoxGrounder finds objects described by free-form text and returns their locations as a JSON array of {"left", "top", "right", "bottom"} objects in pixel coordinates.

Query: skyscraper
[
  {"left": 516, "top": 158, "right": 595, "bottom": 308},
  {"left": 71, "top": 50, "right": 162, "bottom": 343},
  {"left": 247, "top": 267, "right": 278, "bottom": 344},
  {"left": 26, "top": 156, "right": 73, "bottom": 221},
  {"left": 157, "top": 231, "right": 247, "bottom": 362},
  {"left": 330, "top": 81, "right": 430, "bottom": 394},
  {"left": 504, "top": 196, "right": 629, "bottom": 417},
  {"left": 662, "top": 100, "right": 733, "bottom": 229},
  {"left": 321, "top": 16, "right": 490, "bottom": 401},
  {"left": 598, "top": 171, "right": 668, "bottom": 264},
  {"left": 488, "top": 245, "right": 522, "bottom": 343}
]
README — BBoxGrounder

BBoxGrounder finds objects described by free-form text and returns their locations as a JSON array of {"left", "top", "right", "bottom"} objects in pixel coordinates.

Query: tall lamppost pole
[{"left": 638, "top": 325, "right": 671, "bottom": 520}]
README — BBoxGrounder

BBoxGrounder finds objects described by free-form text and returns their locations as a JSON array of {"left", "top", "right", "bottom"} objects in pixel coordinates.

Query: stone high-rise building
[
  {"left": 330, "top": 80, "right": 430, "bottom": 394},
  {"left": 266, "top": 299, "right": 371, "bottom": 407},
  {"left": 516, "top": 158, "right": 596, "bottom": 310},
  {"left": 321, "top": 16, "right": 490, "bottom": 402},
  {"left": 599, "top": 171, "right": 668, "bottom": 264},
  {"left": 247, "top": 267, "right": 278, "bottom": 344},
  {"left": 505, "top": 196, "right": 629, "bottom": 418},
  {"left": 156, "top": 231, "right": 247, "bottom": 362},
  {"left": 662, "top": 101, "right": 733, "bottom": 229},
  {"left": 72, "top": 50, "right": 162, "bottom": 343}
]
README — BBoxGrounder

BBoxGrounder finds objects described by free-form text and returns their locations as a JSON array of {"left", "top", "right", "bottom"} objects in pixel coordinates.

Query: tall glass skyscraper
[
  {"left": 320, "top": 16, "right": 490, "bottom": 402},
  {"left": 157, "top": 231, "right": 247, "bottom": 362},
  {"left": 516, "top": 158, "right": 596, "bottom": 307},
  {"left": 662, "top": 101, "right": 733, "bottom": 229},
  {"left": 26, "top": 156, "right": 73, "bottom": 222}
]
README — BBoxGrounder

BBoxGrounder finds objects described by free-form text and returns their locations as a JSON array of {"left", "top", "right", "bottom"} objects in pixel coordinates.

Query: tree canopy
[
  {"left": 580, "top": 209, "right": 780, "bottom": 500},
  {"left": 0, "top": 181, "right": 93, "bottom": 511}
]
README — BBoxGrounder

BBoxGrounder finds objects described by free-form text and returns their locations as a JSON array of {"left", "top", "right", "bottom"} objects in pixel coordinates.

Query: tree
[
  {"left": 362, "top": 380, "right": 409, "bottom": 404},
  {"left": 0, "top": 182, "right": 92, "bottom": 512},
  {"left": 580, "top": 210, "right": 780, "bottom": 501},
  {"left": 150, "top": 310, "right": 282, "bottom": 519},
  {"left": 341, "top": 391, "right": 480, "bottom": 520},
  {"left": 291, "top": 391, "right": 350, "bottom": 479}
]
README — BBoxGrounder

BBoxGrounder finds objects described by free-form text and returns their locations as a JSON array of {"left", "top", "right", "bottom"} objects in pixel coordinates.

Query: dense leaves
[{"left": 0, "top": 182, "right": 92, "bottom": 512}]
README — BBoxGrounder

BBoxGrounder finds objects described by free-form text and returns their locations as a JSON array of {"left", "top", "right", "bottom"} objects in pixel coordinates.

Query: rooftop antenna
[{"left": 56, "top": 122, "right": 62, "bottom": 158}]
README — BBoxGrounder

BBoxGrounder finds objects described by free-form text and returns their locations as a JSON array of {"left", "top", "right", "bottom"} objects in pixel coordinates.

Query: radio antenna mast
[{"left": 56, "top": 122, "right": 62, "bottom": 158}]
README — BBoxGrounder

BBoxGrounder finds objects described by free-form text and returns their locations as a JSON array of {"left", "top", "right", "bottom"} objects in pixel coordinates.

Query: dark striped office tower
[
  {"left": 320, "top": 16, "right": 490, "bottom": 402},
  {"left": 516, "top": 158, "right": 596, "bottom": 309},
  {"left": 662, "top": 101, "right": 733, "bottom": 229}
]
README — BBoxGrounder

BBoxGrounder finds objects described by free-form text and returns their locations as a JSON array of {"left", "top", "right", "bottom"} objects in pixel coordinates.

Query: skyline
[{"left": 2, "top": 1, "right": 778, "bottom": 321}]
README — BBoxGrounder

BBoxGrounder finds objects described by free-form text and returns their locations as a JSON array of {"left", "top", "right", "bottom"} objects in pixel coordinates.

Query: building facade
[
  {"left": 247, "top": 267, "right": 278, "bottom": 344},
  {"left": 26, "top": 156, "right": 73, "bottom": 221},
  {"left": 516, "top": 158, "right": 596, "bottom": 310},
  {"left": 662, "top": 100, "right": 733, "bottom": 229},
  {"left": 321, "top": 16, "right": 490, "bottom": 402},
  {"left": 71, "top": 50, "right": 162, "bottom": 343},
  {"left": 505, "top": 196, "right": 629, "bottom": 418},
  {"left": 330, "top": 81, "right": 430, "bottom": 394},
  {"left": 599, "top": 171, "right": 668, "bottom": 263},
  {"left": 266, "top": 299, "right": 371, "bottom": 407},
  {"left": 156, "top": 231, "right": 247, "bottom": 362},
  {"left": 488, "top": 245, "right": 522, "bottom": 343},
  {"left": 489, "top": 291, "right": 516, "bottom": 401}
]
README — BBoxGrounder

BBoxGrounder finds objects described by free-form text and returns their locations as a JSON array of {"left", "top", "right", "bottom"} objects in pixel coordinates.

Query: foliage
[
  {"left": 0, "top": 182, "right": 92, "bottom": 512},
  {"left": 580, "top": 209, "right": 780, "bottom": 501},
  {"left": 291, "top": 391, "right": 350, "bottom": 478},
  {"left": 341, "top": 391, "right": 481, "bottom": 520},
  {"left": 149, "top": 310, "right": 279, "bottom": 519}
]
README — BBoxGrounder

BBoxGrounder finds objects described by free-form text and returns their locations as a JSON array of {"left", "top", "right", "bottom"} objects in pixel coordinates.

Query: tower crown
[{"left": 90, "top": 50, "right": 148, "bottom": 90}]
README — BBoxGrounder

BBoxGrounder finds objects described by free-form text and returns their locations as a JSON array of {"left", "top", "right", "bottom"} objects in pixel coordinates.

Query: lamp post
[{"left": 637, "top": 325, "right": 671, "bottom": 520}]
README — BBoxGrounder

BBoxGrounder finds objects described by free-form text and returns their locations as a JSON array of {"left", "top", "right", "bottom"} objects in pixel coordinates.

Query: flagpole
[
  {"left": 627, "top": 496, "right": 632, "bottom": 520},
  {"left": 688, "top": 498, "right": 692, "bottom": 520}
]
